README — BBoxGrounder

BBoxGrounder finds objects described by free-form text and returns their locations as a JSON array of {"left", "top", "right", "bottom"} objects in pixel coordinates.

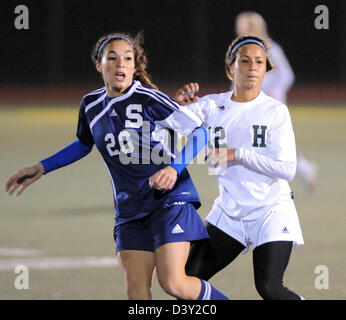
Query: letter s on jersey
[
  {"left": 125, "top": 104, "right": 143, "bottom": 128},
  {"left": 105, "top": 104, "right": 141, "bottom": 156}
]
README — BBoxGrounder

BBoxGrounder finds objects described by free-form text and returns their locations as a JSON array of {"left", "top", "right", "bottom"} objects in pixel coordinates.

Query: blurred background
[
  {"left": 0, "top": 0, "right": 345, "bottom": 300},
  {"left": 1, "top": 0, "right": 346, "bottom": 102}
]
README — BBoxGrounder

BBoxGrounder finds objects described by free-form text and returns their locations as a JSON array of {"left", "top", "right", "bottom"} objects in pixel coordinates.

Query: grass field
[{"left": 0, "top": 104, "right": 345, "bottom": 300}]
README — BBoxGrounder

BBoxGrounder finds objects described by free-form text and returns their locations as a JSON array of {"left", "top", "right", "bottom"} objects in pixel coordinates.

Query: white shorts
[{"left": 205, "top": 199, "right": 304, "bottom": 254}]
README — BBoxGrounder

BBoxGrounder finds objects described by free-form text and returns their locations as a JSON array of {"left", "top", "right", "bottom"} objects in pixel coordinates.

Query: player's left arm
[
  {"left": 149, "top": 125, "right": 208, "bottom": 190},
  {"left": 148, "top": 90, "right": 208, "bottom": 191}
]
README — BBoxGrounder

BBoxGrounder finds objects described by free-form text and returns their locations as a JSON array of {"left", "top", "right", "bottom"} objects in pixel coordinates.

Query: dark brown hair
[
  {"left": 225, "top": 35, "right": 273, "bottom": 81},
  {"left": 91, "top": 31, "right": 158, "bottom": 90}
]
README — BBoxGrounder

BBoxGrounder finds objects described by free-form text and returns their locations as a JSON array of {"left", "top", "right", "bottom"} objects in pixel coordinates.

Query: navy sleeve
[
  {"left": 40, "top": 138, "right": 92, "bottom": 174},
  {"left": 76, "top": 100, "right": 95, "bottom": 147},
  {"left": 170, "top": 126, "right": 208, "bottom": 175}
]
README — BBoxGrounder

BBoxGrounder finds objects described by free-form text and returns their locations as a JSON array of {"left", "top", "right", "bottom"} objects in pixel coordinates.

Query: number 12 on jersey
[{"left": 208, "top": 126, "right": 227, "bottom": 149}]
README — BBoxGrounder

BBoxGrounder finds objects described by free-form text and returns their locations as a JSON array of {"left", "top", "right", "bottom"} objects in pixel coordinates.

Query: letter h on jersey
[{"left": 252, "top": 125, "right": 267, "bottom": 147}]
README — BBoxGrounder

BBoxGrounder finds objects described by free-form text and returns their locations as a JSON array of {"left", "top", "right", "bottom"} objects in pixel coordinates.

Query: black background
[{"left": 1, "top": 0, "right": 345, "bottom": 87}]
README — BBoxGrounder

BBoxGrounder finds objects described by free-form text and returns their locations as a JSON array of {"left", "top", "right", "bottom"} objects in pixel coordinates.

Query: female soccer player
[
  {"left": 5, "top": 32, "right": 230, "bottom": 300},
  {"left": 174, "top": 36, "right": 305, "bottom": 300},
  {"left": 235, "top": 11, "right": 318, "bottom": 193}
]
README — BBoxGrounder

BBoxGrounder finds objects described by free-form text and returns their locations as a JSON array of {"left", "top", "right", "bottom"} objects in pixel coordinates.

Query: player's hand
[
  {"left": 174, "top": 82, "right": 200, "bottom": 106},
  {"left": 149, "top": 166, "right": 178, "bottom": 191},
  {"left": 206, "top": 148, "right": 235, "bottom": 168},
  {"left": 5, "top": 162, "right": 45, "bottom": 196}
]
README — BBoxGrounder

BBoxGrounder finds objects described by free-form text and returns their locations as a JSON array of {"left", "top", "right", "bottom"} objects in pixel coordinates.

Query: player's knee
[
  {"left": 158, "top": 278, "right": 180, "bottom": 297},
  {"left": 125, "top": 282, "right": 151, "bottom": 300},
  {"left": 255, "top": 279, "right": 282, "bottom": 300},
  {"left": 124, "top": 277, "right": 152, "bottom": 300},
  {"left": 158, "top": 276, "right": 186, "bottom": 299}
]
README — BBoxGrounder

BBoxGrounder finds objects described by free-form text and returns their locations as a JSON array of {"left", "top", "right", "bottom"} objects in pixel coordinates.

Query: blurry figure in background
[
  {"left": 235, "top": 11, "right": 318, "bottom": 193},
  {"left": 235, "top": 11, "right": 294, "bottom": 103}
]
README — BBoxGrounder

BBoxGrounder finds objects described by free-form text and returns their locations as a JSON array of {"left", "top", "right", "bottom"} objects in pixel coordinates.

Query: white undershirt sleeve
[{"left": 235, "top": 147, "right": 296, "bottom": 181}]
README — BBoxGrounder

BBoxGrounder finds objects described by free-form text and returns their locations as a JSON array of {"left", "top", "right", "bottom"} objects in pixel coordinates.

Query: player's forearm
[
  {"left": 170, "top": 126, "right": 208, "bottom": 175},
  {"left": 40, "top": 138, "right": 93, "bottom": 174},
  {"left": 235, "top": 147, "right": 296, "bottom": 181}
]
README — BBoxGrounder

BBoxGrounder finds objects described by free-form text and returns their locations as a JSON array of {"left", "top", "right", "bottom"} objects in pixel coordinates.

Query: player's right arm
[
  {"left": 145, "top": 85, "right": 207, "bottom": 191},
  {"left": 5, "top": 138, "right": 93, "bottom": 196},
  {"left": 5, "top": 162, "right": 45, "bottom": 196},
  {"left": 5, "top": 99, "right": 94, "bottom": 196}
]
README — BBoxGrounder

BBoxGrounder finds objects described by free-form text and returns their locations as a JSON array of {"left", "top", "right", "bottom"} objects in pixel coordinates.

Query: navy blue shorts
[{"left": 113, "top": 202, "right": 209, "bottom": 253}]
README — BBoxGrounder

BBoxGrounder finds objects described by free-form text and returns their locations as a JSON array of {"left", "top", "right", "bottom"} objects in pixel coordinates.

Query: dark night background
[
  {"left": 0, "top": 1, "right": 346, "bottom": 302},
  {"left": 1, "top": 0, "right": 345, "bottom": 99}
]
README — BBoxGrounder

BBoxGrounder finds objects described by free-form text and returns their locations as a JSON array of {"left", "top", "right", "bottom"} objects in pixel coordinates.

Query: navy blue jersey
[{"left": 76, "top": 81, "right": 203, "bottom": 226}]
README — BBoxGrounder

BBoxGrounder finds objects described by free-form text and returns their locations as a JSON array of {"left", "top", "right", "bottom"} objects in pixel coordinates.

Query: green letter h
[{"left": 252, "top": 125, "right": 267, "bottom": 147}]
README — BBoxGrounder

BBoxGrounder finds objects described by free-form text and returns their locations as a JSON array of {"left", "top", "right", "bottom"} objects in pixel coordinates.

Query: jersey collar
[
  {"left": 105, "top": 80, "right": 140, "bottom": 103},
  {"left": 229, "top": 90, "right": 265, "bottom": 106}
]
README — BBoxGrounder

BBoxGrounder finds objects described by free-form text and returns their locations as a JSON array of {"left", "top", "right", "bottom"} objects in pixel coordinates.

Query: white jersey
[{"left": 187, "top": 90, "right": 297, "bottom": 220}]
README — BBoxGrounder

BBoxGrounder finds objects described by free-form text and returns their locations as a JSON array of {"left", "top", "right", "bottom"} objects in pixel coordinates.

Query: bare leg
[
  {"left": 155, "top": 242, "right": 201, "bottom": 300},
  {"left": 117, "top": 250, "right": 155, "bottom": 300}
]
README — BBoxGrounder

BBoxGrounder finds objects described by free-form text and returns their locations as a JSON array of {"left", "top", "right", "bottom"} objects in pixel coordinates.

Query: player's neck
[
  {"left": 105, "top": 83, "right": 133, "bottom": 98},
  {"left": 231, "top": 87, "right": 260, "bottom": 103}
]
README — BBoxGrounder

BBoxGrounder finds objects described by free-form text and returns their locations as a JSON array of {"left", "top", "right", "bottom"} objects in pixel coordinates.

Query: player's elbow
[
  {"left": 282, "top": 161, "right": 296, "bottom": 182},
  {"left": 285, "top": 170, "right": 296, "bottom": 182}
]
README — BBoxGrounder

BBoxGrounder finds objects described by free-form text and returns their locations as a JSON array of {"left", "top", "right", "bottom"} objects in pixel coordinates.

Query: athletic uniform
[
  {"left": 42, "top": 80, "right": 209, "bottom": 252},
  {"left": 187, "top": 89, "right": 304, "bottom": 252},
  {"left": 184, "top": 89, "right": 304, "bottom": 299}
]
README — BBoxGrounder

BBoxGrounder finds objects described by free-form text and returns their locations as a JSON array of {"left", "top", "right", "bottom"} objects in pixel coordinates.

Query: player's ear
[
  {"left": 229, "top": 64, "right": 234, "bottom": 76},
  {"left": 96, "top": 61, "right": 102, "bottom": 74}
]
